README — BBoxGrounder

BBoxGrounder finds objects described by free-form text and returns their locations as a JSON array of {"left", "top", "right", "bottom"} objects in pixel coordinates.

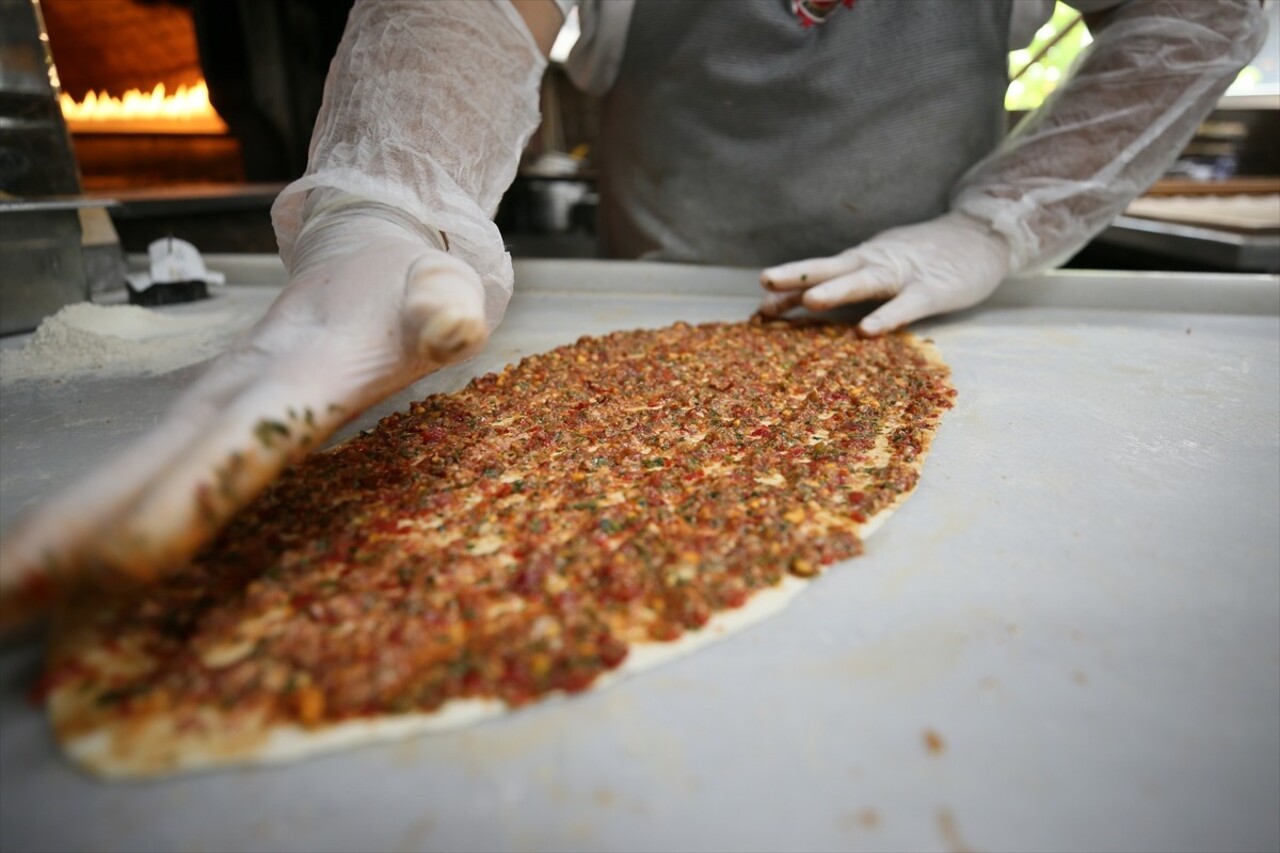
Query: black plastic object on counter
[{"left": 126, "top": 280, "right": 209, "bottom": 306}]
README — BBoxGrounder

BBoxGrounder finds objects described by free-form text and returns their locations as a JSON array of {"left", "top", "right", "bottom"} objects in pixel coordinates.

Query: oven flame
[{"left": 60, "top": 81, "right": 228, "bottom": 134}]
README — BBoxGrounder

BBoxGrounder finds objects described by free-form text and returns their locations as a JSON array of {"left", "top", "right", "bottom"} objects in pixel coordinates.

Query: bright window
[
  {"left": 1006, "top": 3, "right": 1091, "bottom": 112},
  {"left": 1006, "top": 0, "right": 1278, "bottom": 111}
]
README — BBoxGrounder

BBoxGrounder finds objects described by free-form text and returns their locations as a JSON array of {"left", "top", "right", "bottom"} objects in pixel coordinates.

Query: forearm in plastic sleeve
[
  {"left": 270, "top": 0, "right": 547, "bottom": 328},
  {"left": 952, "top": 0, "right": 1266, "bottom": 273}
]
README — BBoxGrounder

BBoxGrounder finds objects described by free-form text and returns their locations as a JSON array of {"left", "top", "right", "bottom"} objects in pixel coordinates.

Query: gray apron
[{"left": 597, "top": 0, "right": 1013, "bottom": 266}]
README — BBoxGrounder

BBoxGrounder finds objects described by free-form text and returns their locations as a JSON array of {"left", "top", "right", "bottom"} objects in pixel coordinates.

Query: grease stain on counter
[
  {"left": 436, "top": 703, "right": 581, "bottom": 765},
  {"left": 395, "top": 814, "right": 436, "bottom": 853},
  {"left": 543, "top": 777, "right": 651, "bottom": 817},
  {"left": 977, "top": 675, "right": 1004, "bottom": 704},
  {"left": 923, "top": 728, "right": 946, "bottom": 756},
  {"left": 806, "top": 609, "right": 1012, "bottom": 696},
  {"left": 386, "top": 733, "right": 423, "bottom": 767},
  {"left": 937, "top": 807, "right": 979, "bottom": 853},
  {"left": 592, "top": 307, "right": 635, "bottom": 323},
  {"left": 837, "top": 807, "right": 881, "bottom": 833}
]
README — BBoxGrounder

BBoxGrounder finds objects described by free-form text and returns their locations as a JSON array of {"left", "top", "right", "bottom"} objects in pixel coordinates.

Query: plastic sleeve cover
[
  {"left": 271, "top": 0, "right": 547, "bottom": 329},
  {"left": 952, "top": 0, "right": 1268, "bottom": 273}
]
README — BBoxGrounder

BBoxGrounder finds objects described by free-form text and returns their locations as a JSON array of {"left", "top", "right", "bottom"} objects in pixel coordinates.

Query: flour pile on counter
[{"left": 0, "top": 302, "right": 245, "bottom": 383}]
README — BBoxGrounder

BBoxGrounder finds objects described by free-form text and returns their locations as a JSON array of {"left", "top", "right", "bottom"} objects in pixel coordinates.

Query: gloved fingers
[
  {"left": 800, "top": 264, "right": 901, "bottom": 312},
  {"left": 93, "top": 379, "right": 345, "bottom": 580},
  {"left": 756, "top": 290, "right": 805, "bottom": 317},
  {"left": 403, "top": 252, "right": 489, "bottom": 364},
  {"left": 0, "top": 347, "right": 269, "bottom": 599},
  {"left": 760, "top": 251, "right": 864, "bottom": 292},
  {"left": 857, "top": 288, "right": 938, "bottom": 337},
  {"left": 163, "top": 350, "right": 254, "bottom": 412},
  {"left": 0, "top": 414, "right": 209, "bottom": 596}
]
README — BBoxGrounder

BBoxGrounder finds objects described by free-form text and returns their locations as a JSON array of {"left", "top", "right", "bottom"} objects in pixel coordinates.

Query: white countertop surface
[{"left": 1, "top": 259, "right": 1277, "bottom": 853}]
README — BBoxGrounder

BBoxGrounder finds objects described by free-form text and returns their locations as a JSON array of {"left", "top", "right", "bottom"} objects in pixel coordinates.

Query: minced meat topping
[{"left": 48, "top": 319, "right": 954, "bottom": 728}]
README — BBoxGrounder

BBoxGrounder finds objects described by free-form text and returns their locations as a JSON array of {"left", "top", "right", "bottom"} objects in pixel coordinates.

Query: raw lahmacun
[{"left": 42, "top": 317, "right": 955, "bottom": 777}]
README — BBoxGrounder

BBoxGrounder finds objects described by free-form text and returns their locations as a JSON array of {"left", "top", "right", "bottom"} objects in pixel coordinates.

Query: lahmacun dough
[{"left": 41, "top": 318, "right": 955, "bottom": 777}]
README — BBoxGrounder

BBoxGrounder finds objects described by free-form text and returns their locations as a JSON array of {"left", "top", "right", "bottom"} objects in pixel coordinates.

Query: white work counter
[{"left": 1, "top": 259, "right": 1277, "bottom": 852}]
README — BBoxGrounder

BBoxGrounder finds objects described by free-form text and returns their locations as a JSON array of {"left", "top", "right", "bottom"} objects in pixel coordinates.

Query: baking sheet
[
  {"left": 1, "top": 259, "right": 1278, "bottom": 853},
  {"left": 1125, "top": 194, "right": 1280, "bottom": 230}
]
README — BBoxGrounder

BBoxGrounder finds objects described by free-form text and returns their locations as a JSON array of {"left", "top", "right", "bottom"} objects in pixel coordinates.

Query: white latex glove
[
  {"left": 0, "top": 0, "right": 551, "bottom": 621},
  {"left": 757, "top": 212, "right": 1011, "bottom": 335},
  {"left": 758, "top": 0, "right": 1264, "bottom": 333},
  {"left": 0, "top": 206, "right": 488, "bottom": 610}
]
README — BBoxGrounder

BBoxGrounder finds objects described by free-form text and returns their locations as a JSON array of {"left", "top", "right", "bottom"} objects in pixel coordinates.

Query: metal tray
[{"left": 1, "top": 259, "right": 1277, "bottom": 853}]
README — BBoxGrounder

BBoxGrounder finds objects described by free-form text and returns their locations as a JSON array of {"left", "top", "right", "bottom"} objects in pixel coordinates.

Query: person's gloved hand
[
  {"left": 0, "top": 0, "right": 549, "bottom": 625},
  {"left": 757, "top": 211, "right": 1012, "bottom": 335},
  {"left": 0, "top": 203, "right": 491, "bottom": 608}
]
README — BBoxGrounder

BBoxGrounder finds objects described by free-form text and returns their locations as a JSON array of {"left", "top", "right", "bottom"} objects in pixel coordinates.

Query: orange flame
[{"left": 60, "top": 80, "right": 228, "bottom": 134}]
